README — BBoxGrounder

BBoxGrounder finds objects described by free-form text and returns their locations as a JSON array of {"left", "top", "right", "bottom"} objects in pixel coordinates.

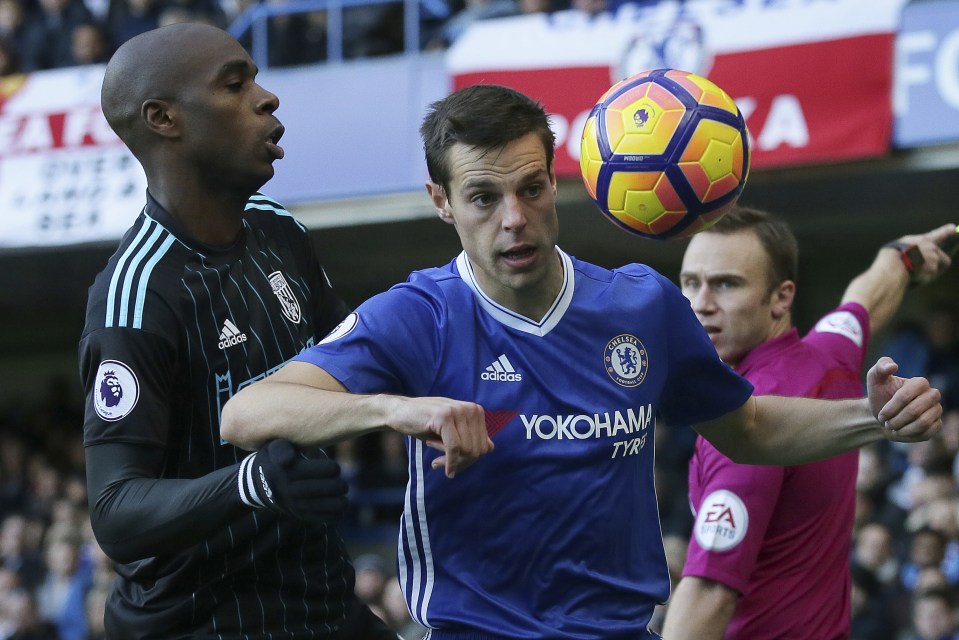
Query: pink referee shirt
[{"left": 683, "top": 303, "right": 870, "bottom": 639}]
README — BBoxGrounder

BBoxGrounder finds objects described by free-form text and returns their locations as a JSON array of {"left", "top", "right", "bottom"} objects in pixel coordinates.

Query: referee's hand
[
  {"left": 868, "top": 357, "right": 943, "bottom": 443},
  {"left": 238, "top": 439, "right": 348, "bottom": 522}
]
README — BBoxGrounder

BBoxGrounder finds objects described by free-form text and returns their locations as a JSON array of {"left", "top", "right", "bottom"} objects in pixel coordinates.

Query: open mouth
[
  {"left": 503, "top": 247, "right": 535, "bottom": 259},
  {"left": 266, "top": 125, "right": 285, "bottom": 159}
]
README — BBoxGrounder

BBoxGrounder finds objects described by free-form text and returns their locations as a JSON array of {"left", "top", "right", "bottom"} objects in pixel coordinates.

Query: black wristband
[{"left": 883, "top": 240, "right": 924, "bottom": 273}]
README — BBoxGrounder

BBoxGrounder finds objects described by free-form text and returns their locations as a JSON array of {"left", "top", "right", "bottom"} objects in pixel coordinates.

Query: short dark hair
[
  {"left": 704, "top": 204, "right": 799, "bottom": 294},
  {"left": 420, "top": 84, "right": 556, "bottom": 194}
]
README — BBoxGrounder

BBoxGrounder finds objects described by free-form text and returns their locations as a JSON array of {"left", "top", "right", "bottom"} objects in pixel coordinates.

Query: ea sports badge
[
  {"left": 93, "top": 360, "right": 139, "bottom": 421},
  {"left": 693, "top": 489, "right": 749, "bottom": 552}
]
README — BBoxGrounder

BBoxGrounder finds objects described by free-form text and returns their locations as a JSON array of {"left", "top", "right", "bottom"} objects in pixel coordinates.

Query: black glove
[
  {"left": 338, "top": 597, "right": 402, "bottom": 640},
  {"left": 238, "top": 438, "right": 348, "bottom": 522}
]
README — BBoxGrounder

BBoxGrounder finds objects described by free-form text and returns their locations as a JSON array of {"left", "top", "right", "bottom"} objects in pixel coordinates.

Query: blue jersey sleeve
[{"left": 294, "top": 276, "right": 446, "bottom": 396}]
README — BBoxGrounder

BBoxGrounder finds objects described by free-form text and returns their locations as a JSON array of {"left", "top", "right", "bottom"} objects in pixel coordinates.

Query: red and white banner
[
  {"left": 0, "top": 56, "right": 449, "bottom": 249},
  {"left": 447, "top": 0, "right": 906, "bottom": 177},
  {"left": 0, "top": 65, "right": 147, "bottom": 249}
]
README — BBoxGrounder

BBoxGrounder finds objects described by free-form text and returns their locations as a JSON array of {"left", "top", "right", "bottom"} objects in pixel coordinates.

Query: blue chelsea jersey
[{"left": 296, "top": 248, "right": 753, "bottom": 640}]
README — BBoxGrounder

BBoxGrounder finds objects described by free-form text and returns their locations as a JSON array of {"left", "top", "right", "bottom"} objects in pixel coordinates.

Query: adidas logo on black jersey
[{"left": 218, "top": 319, "right": 247, "bottom": 350}]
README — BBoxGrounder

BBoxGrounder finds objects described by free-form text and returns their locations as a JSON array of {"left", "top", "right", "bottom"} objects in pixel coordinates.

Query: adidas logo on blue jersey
[
  {"left": 481, "top": 354, "right": 523, "bottom": 382},
  {"left": 218, "top": 319, "right": 247, "bottom": 350}
]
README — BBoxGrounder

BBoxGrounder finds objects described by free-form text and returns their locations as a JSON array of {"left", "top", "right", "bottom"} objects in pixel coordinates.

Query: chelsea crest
[{"left": 605, "top": 334, "right": 648, "bottom": 388}]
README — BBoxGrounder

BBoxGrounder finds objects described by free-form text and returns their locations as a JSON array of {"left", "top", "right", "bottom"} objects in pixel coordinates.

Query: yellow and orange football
[{"left": 580, "top": 69, "right": 751, "bottom": 240}]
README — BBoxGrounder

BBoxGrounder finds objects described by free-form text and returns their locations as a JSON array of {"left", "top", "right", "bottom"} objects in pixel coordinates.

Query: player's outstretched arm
[
  {"left": 220, "top": 361, "right": 494, "bottom": 478},
  {"left": 661, "top": 576, "right": 737, "bottom": 640},
  {"left": 842, "top": 223, "right": 955, "bottom": 333},
  {"left": 88, "top": 438, "right": 349, "bottom": 563},
  {"left": 694, "top": 358, "right": 942, "bottom": 465}
]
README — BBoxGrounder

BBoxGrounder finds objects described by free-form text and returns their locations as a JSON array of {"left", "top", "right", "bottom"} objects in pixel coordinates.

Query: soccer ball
[{"left": 579, "top": 69, "right": 750, "bottom": 240}]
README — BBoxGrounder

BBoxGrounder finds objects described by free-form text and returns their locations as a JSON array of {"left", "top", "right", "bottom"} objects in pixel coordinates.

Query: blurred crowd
[
  {"left": 1, "top": 305, "right": 957, "bottom": 639},
  {"left": 844, "top": 307, "right": 959, "bottom": 640},
  {"left": 0, "top": 0, "right": 630, "bottom": 78},
  {"left": 0, "top": 0, "right": 223, "bottom": 76},
  {"left": 0, "top": 377, "right": 110, "bottom": 640}
]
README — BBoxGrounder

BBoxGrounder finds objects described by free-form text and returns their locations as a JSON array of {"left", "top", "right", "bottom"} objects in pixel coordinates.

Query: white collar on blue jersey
[{"left": 455, "top": 247, "right": 575, "bottom": 337}]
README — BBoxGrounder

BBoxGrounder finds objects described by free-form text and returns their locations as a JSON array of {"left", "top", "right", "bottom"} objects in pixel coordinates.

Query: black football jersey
[{"left": 79, "top": 192, "right": 357, "bottom": 639}]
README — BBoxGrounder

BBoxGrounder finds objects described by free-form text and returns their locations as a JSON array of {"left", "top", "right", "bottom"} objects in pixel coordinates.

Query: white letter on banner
[
  {"left": 757, "top": 95, "right": 808, "bottom": 151},
  {"left": 895, "top": 31, "right": 935, "bottom": 116},
  {"left": 551, "top": 113, "right": 569, "bottom": 157},
  {"left": 567, "top": 109, "right": 591, "bottom": 162},
  {"left": 736, "top": 96, "right": 757, "bottom": 122},
  {"left": 936, "top": 29, "right": 959, "bottom": 110}
]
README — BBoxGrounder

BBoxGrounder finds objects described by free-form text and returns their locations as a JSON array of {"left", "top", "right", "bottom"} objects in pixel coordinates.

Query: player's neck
[
  {"left": 150, "top": 184, "right": 249, "bottom": 247},
  {"left": 472, "top": 251, "right": 565, "bottom": 322},
  {"left": 764, "top": 316, "right": 794, "bottom": 345}
]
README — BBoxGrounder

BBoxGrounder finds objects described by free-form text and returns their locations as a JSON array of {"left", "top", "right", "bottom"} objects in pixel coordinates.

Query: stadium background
[
  {"left": 2, "top": 0, "right": 958, "bottom": 404},
  {"left": 0, "top": 0, "right": 958, "bottom": 637}
]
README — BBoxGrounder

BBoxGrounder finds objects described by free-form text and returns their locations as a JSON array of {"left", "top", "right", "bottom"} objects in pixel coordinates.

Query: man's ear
[
  {"left": 142, "top": 99, "right": 178, "bottom": 139},
  {"left": 425, "top": 181, "right": 454, "bottom": 224},
  {"left": 770, "top": 279, "right": 796, "bottom": 320}
]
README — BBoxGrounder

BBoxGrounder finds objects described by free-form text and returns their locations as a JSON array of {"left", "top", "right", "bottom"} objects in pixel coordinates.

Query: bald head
[{"left": 101, "top": 24, "right": 245, "bottom": 154}]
